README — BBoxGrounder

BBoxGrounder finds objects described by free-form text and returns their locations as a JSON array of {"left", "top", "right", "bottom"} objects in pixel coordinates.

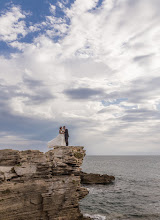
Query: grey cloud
[
  {"left": 135, "top": 76, "right": 160, "bottom": 89},
  {"left": 0, "top": 106, "right": 56, "bottom": 142},
  {"left": 104, "top": 92, "right": 126, "bottom": 100},
  {"left": 104, "top": 121, "right": 131, "bottom": 136},
  {"left": 121, "top": 108, "right": 160, "bottom": 122},
  {"left": 97, "top": 108, "right": 109, "bottom": 114},
  {"left": 133, "top": 54, "right": 154, "bottom": 62},
  {"left": 127, "top": 77, "right": 160, "bottom": 103},
  {"left": 22, "top": 91, "right": 55, "bottom": 105},
  {"left": 0, "top": 79, "right": 55, "bottom": 105},
  {"left": 23, "top": 92, "right": 54, "bottom": 105},
  {"left": 0, "top": 83, "right": 17, "bottom": 101},
  {"left": 121, "top": 24, "right": 153, "bottom": 51},
  {"left": 22, "top": 75, "right": 55, "bottom": 104},
  {"left": 64, "top": 88, "right": 104, "bottom": 100},
  {"left": 97, "top": 107, "right": 117, "bottom": 114},
  {"left": 23, "top": 75, "right": 44, "bottom": 89},
  {"left": 97, "top": 107, "right": 160, "bottom": 137},
  {"left": 0, "top": 100, "right": 79, "bottom": 147},
  {"left": 102, "top": 76, "right": 160, "bottom": 104}
]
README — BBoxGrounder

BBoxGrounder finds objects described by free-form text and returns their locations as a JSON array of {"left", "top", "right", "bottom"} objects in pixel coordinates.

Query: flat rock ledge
[{"left": 80, "top": 172, "right": 115, "bottom": 184}]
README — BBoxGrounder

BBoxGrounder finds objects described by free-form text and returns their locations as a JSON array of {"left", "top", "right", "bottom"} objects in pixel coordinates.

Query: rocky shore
[{"left": 0, "top": 147, "right": 115, "bottom": 220}]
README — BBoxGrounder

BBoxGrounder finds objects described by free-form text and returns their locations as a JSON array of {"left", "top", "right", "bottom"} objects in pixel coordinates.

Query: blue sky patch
[
  {"left": 102, "top": 98, "right": 128, "bottom": 106},
  {"left": 0, "top": 41, "right": 20, "bottom": 57}
]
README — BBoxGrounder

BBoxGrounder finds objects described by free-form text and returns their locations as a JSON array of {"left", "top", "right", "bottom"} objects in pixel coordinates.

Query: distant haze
[{"left": 0, "top": 0, "right": 160, "bottom": 155}]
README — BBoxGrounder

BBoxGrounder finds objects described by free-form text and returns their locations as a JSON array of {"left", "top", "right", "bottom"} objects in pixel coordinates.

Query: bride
[{"left": 48, "top": 127, "right": 66, "bottom": 148}]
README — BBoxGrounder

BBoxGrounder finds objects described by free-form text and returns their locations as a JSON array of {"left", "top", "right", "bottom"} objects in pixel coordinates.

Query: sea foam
[{"left": 84, "top": 213, "right": 106, "bottom": 220}]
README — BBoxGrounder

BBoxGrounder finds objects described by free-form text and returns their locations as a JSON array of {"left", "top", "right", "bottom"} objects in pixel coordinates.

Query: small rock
[{"left": 80, "top": 171, "right": 115, "bottom": 184}]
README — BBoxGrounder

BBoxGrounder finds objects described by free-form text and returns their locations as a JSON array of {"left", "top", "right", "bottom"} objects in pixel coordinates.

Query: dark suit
[{"left": 65, "top": 129, "right": 69, "bottom": 146}]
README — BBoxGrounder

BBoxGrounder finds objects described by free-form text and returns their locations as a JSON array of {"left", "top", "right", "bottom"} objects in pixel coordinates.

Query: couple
[{"left": 48, "top": 126, "right": 69, "bottom": 148}]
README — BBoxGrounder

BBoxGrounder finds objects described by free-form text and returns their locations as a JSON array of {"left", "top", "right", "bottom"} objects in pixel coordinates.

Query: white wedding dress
[{"left": 48, "top": 130, "right": 66, "bottom": 148}]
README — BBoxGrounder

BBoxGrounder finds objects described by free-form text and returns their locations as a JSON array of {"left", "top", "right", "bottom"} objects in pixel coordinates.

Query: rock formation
[
  {"left": 80, "top": 172, "right": 115, "bottom": 184},
  {"left": 0, "top": 147, "right": 90, "bottom": 220},
  {"left": 0, "top": 146, "right": 115, "bottom": 220}
]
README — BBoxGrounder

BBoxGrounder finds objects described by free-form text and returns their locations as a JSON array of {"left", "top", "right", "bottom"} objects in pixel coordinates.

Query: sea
[{"left": 80, "top": 156, "right": 160, "bottom": 220}]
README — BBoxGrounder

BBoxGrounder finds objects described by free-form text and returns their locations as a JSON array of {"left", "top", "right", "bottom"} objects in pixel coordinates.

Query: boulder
[{"left": 80, "top": 171, "right": 115, "bottom": 184}]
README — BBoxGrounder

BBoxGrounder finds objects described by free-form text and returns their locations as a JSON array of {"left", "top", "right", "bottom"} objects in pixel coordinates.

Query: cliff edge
[{"left": 0, "top": 147, "right": 89, "bottom": 220}]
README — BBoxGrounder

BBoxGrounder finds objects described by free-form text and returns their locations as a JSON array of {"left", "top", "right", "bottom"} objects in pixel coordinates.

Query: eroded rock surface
[
  {"left": 80, "top": 172, "right": 115, "bottom": 184},
  {"left": 0, "top": 147, "right": 90, "bottom": 220}
]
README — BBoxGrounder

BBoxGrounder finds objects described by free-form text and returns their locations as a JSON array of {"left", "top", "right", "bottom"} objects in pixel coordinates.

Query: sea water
[{"left": 80, "top": 156, "right": 160, "bottom": 220}]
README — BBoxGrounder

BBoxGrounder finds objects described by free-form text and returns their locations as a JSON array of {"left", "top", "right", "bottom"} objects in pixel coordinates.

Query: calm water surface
[{"left": 80, "top": 156, "right": 160, "bottom": 220}]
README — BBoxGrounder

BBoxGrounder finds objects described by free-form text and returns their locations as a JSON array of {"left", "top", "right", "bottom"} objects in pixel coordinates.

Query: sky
[{"left": 0, "top": 0, "right": 160, "bottom": 155}]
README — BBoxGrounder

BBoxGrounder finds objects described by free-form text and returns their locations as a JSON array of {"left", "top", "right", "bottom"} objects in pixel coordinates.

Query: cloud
[
  {"left": 0, "top": 0, "right": 160, "bottom": 154},
  {"left": 121, "top": 108, "right": 160, "bottom": 122},
  {"left": 133, "top": 54, "right": 154, "bottom": 62},
  {"left": 64, "top": 88, "right": 104, "bottom": 100},
  {"left": 0, "top": 109, "right": 55, "bottom": 152},
  {"left": 0, "top": 77, "right": 55, "bottom": 106},
  {"left": 0, "top": 6, "right": 28, "bottom": 42}
]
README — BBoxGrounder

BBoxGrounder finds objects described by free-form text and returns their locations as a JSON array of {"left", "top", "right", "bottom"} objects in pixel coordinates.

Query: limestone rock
[
  {"left": 0, "top": 149, "right": 20, "bottom": 166},
  {"left": 80, "top": 171, "right": 115, "bottom": 184},
  {"left": 0, "top": 146, "right": 115, "bottom": 219},
  {"left": 0, "top": 146, "right": 89, "bottom": 220},
  {"left": 14, "top": 163, "right": 37, "bottom": 176}
]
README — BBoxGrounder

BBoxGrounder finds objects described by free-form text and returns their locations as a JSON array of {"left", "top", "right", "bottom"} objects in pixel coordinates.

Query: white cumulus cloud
[{"left": 0, "top": 6, "right": 28, "bottom": 42}]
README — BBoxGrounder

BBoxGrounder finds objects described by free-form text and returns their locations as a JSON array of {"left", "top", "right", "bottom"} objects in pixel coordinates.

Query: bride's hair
[{"left": 59, "top": 126, "right": 62, "bottom": 129}]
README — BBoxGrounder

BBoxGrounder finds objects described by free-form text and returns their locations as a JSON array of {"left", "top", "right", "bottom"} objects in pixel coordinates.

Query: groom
[{"left": 63, "top": 126, "right": 69, "bottom": 146}]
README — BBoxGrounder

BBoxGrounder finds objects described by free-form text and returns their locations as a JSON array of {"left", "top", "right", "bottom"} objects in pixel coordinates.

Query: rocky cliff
[{"left": 0, "top": 146, "right": 90, "bottom": 220}]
